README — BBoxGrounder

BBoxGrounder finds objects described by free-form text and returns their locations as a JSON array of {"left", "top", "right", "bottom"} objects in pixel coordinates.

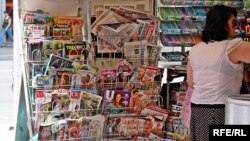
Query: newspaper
[
  {"left": 124, "top": 40, "right": 148, "bottom": 67},
  {"left": 97, "top": 23, "right": 139, "bottom": 52},
  {"left": 90, "top": 10, "right": 130, "bottom": 35},
  {"left": 147, "top": 44, "right": 161, "bottom": 66}
]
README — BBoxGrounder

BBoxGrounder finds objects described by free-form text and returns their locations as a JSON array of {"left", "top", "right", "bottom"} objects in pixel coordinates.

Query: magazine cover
[
  {"left": 51, "top": 92, "right": 70, "bottom": 119},
  {"left": 103, "top": 90, "right": 131, "bottom": 115},
  {"left": 64, "top": 42, "right": 88, "bottom": 61},
  {"left": 128, "top": 90, "right": 158, "bottom": 114},
  {"left": 66, "top": 119, "right": 79, "bottom": 140},
  {"left": 32, "top": 64, "right": 47, "bottom": 80},
  {"left": 141, "top": 106, "right": 169, "bottom": 121},
  {"left": 104, "top": 116, "right": 144, "bottom": 139},
  {"left": 55, "top": 70, "right": 72, "bottom": 88},
  {"left": 116, "top": 60, "right": 134, "bottom": 83},
  {"left": 23, "top": 12, "right": 48, "bottom": 24},
  {"left": 53, "top": 16, "right": 84, "bottom": 40},
  {"left": 78, "top": 115, "right": 105, "bottom": 140},
  {"left": 38, "top": 124, "right": 53, "bottom": 141},
  {"left": 51, "top": 120, "right": 68, "bottom": 140},
  {"left": 42, "top": 40, "right": 65, "bottom": 61},
  {"left": 44, "top": 54, "right": 74, "bottom": 75},
  {"left": 53, "top": 24, "right": 72, "bottom": 40},
  {"left": 68, "top": 89, "right": 81, "bottom": 112},
  {"left": 35, "top": 89, "right": 45, "bottom": 102},
  {"left": 130, "top": 66, "right": 160, "bottom": 83},
  {"left": 71, "top": 70, "right": 96, "bottom": 89},
  {"left": 140, "top": 116, "right": 164, "bottom": 138},
  {"left": 100, "top": 68, "right": 117, "bottom": 87},
  {"left": 28, "top": 41, "right": 43, "bottom": 61},
  {"left": 118, "top": 117, "right": 144, "bottom": 137},
  {"left": 80, "top": 90, "right": 102, "bottom": 116},
  {"left": 23, "top": 24, "right": 45, "bottom": 38}
]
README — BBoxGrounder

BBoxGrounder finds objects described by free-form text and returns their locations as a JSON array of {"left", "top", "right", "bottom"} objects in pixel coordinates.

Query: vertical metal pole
[
  {"left": 82, "top": 0, "right": 91, "bottom": 42},
  {"left": 14, "top": 0, "right": 34, "bottom": 140}
]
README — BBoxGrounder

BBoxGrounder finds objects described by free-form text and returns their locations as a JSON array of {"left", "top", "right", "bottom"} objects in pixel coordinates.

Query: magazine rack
[
  {"left": 16, "top": 0, "right": 174, "bottom": 140},
  {"left": 15, "top": 0, "right": 91, "bottom": 140}
]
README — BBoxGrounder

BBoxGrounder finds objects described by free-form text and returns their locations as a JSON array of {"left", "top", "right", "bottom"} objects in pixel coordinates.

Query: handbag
[{"left": 179, "top": 87, "right": 193, "bottom": 128}]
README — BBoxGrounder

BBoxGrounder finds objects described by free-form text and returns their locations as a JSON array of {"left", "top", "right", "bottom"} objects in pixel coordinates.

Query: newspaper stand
[
  {"left": 15, "top": 0, "right": 90, "bottom": 140},
  {"left": 16, "top": 0, "right": 172, "bottom": 140}
]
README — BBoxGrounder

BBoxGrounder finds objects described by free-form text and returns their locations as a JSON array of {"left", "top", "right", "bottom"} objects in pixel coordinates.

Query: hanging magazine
[
  {"left": 64, "top": 42, "right": 88, "bottom": 62},
  {"left": 44, "top": 54, "right": 74, "bottom": 75},
  {"left": 102, "top": 90, "right": 131, "bottom": 115}
]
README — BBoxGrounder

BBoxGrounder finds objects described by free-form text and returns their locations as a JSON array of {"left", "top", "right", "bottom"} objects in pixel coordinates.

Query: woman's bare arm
[{"left": 187, "top": 60, "right": 194, "bottom": 88}]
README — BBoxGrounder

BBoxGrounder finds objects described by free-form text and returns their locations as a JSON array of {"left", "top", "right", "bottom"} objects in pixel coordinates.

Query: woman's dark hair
[{"left": 202, "top": 5, "right": 237, "bottom": 43}]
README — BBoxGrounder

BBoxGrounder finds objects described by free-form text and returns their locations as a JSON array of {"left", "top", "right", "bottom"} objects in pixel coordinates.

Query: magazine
[
  {"left": 44, "top": 54, "right": 74, "bottom": 75},
  {"left": 23, "top": 24, "right": 45, "bottom": 39},
  {"left": 23, "top": 12, "right": 48, "bottom": 24},
  {"left": 64, "top": 42, "right": 88, "bottom": 61},
  {"left": 103, "top": 90, "right": 131, "bottom": 115},
  {"left": 141, "top": 106, "right": 169, "bottom": 121},
  {"left": 38, "top": 123, "right": 53, "bottom": 141},
  {"left": 140, "top": 116, "right": 164, "bottom": 138},
  {"left": 51, "top": 92, "right": 70, "bottom": 119},
  {"left": 55, "top": 70, "right": 72, "bottom": 88},
  {"left": 53, "top": 24, "right": 72, "bottom": 40},
  {"left": 128, "top": 89, "right": 161, "bottom": 114},
  {"left": 100, "top": 68, "right": 117, "bottom": 87},
  {"left": 42, "top": 40, "right": 65, "bottom": 61},
  {"left": 27, "top": 41, "right": 43, "bottom": 61},
  {"left": 32, "top": 64, "right": 47, "bottom": 79},
  {"left": 71, "top": 70, "right": 96, "bottom": 89},
  {"left": 78, "top": 115, "right": 105, "bottom": 140},
  {"left": 80, "top": 90, "right": 102, "bottom": 116},
  {"left": 68, "top": 89, "right": 81, "bottom": 112},
  {"left": 66, "top": 119, "right": 79, "bottom": 140},
  {"left": 116, "top": 60, "right": 134, "bottom": 83},
  {"left": 53, "top": 16, "right": 84, "bottom": 40},
  {"left": 51, "top": 120, "right": 68, "bottom": 140},
  {"left": 118, "top": 117, "right": 144, "bottom": 137},
  {"left": 130, "top": 66, "right": 161, "bottom": 84},
  {"left": 31, "top": 64, "right": 47, "bottom": 87},
  {"left": 104, "top": 115, "right": 164, "bottom": 139}
]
